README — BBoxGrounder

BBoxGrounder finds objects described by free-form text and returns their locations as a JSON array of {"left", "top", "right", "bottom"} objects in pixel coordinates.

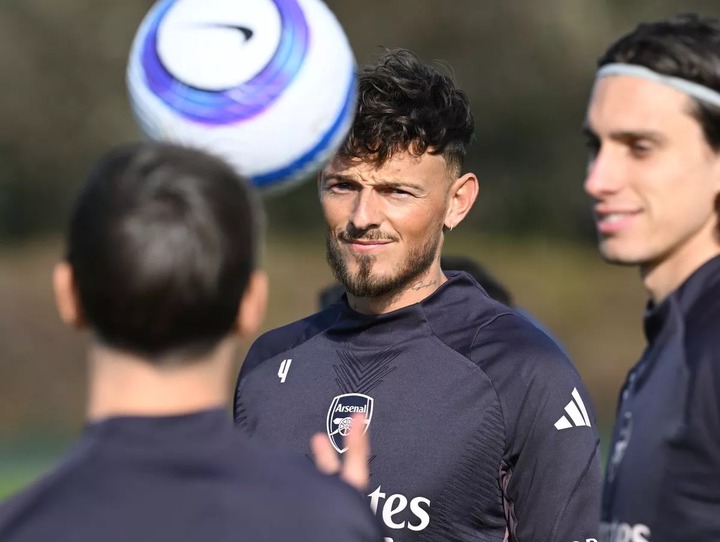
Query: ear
[
  {"left": 52, "top": 262, "right": 85, "bottom": 329},
  {"left": 234, "top": 270, "right": 269, "bottom": 339},
  {"left": 444, "top": 172, "right": 479, "bottom": 230}
]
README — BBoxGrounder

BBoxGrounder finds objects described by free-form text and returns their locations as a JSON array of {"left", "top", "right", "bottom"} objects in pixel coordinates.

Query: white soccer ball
[{"left": 126, "top": 0, "right": 356, "bottom": 193}]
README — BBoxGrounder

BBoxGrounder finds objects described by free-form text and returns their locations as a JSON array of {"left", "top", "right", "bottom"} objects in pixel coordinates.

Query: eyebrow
[
  {"left": 581, "top": 124, "right": 666, "bottom": 143},
  {"left": 380, "top": 180, "right": 425, "bottom": 192},
  {"left": 323, "top": 173, "right": 425, "bottom": 192}
]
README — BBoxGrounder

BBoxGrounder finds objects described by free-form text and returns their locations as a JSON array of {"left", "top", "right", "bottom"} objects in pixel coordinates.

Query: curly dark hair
[
  {"left": 598, "top": 13, "right": 720, "bottom": 151},
  {"left": 338, "top": 48, "right": 474, "bottom": 174}
]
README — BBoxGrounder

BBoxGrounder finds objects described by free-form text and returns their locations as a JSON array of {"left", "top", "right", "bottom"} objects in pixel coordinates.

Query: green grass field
[
  {"left": 0, "top": 437, "right": 71, "bottom": 500},
  {"left": 0, "top": 463, "right": 51, "bottom": 500}
]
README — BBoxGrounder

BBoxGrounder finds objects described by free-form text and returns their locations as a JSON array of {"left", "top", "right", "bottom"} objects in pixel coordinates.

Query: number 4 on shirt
[{"left": 278, "top": 358, "right": 292, "bottom": 383}]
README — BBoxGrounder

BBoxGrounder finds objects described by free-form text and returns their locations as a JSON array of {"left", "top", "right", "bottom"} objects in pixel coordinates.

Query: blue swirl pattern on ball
[
  {"left": 140, "top": 0, "right": 309, "bottom": 125},
  {"left": 252, "top": 68, "right": 356, "bottom": 188}
]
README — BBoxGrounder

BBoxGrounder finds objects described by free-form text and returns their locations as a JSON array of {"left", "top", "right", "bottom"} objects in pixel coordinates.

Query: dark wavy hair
[
  {"left": 338, "top": 48, "right": 474, "bottom": 174},
  {"left": 598, "top": 13, "right": 720, "bottom": 151}
]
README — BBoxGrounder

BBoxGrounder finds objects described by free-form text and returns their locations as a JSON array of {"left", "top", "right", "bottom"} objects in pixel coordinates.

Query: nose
[
  {"left": 349, "top": 189, "right": 382, "bottom": 231},
  {"left": 584, "top": 148, "right": 624, "bottom": 199}
]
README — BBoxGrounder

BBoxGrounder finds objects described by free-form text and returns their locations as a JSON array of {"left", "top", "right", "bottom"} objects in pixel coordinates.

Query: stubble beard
[{"left": 325, "top": 227, "right": 442, "bottom": 299}]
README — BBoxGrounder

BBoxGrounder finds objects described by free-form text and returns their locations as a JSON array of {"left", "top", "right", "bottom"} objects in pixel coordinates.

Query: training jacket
[
  {"left": 0, "top": 409, "right": 383, "bottom": 542},
  {"left": 236, "top": 271, "right": 602, "bottom": 542},
  {"left": 601, "top": 255, "right": 720, "bottom": 542}
]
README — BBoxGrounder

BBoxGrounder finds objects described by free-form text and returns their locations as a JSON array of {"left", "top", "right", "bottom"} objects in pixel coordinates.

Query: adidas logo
[{"left": 554, "top": 387, "right": 591, "bottom": 430}]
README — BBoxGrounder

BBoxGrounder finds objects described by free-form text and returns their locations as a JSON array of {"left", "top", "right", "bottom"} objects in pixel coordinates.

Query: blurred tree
[{"left": 1, "top": 0, "right": 718, "bottom": 239}]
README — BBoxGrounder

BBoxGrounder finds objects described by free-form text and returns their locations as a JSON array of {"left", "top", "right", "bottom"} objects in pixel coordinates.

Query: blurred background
[{"left": 1, "top": 0, "right": 719, "bottom": 497}]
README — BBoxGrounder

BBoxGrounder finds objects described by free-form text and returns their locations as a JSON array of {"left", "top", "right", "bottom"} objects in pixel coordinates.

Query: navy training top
[
  {"left": 236, "top": 271, "right": 602, "bottom": 542},
  {"left": 601, "top": 255, "right": 720, "bottom": 542},
  {"left": 0, "top": 409, "right": 384, "bottom": 542}
]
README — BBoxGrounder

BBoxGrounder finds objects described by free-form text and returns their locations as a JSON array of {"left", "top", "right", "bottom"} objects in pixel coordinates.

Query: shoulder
[
  {"left": 426, "top": 275, "right": 587, "bottom": 402},
  {"left": 241, "top": 305, "right": 342, "bottom": 375},
  {"left": 681, "top": 278, "right": 720, "bottom": 388},
  {"left": 0, "top": 440, "right": 98, "bottom": 540},
  {"left": 680, "top": 281, "right": 720, "bottom": 401},
  {"left": 424, "top": 274, "right": 578, "bottom": 383},
  {"left": 685, "top": 281, "right": 720, "bottom": 352},
  {"left": 477, "top": 310, "right": 575, "bottom": 374},
  {"left": 457, "top": 299, "right": 595, "bottom": 441},
  {"left": 473, "top": 311, "right": 590, "bottom": 417},
  {"left": 422, "top": 272, "right": 516, "bottom": 354}
]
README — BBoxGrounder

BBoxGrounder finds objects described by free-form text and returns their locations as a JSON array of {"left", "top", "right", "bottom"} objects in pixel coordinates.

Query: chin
[{"left": 598, "top": 241, "right": 648, "bottom": 267}]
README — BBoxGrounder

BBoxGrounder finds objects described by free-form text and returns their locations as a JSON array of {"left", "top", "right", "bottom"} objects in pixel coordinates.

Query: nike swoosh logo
[{"left": 198, "top": 23, "right": 254, "bottom": 42}]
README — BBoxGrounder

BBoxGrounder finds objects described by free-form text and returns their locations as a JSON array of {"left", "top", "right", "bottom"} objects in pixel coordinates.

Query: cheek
[
  {"left": 653, "top": 143, "right": 719, "bottom": 196},
  {"left": 386, "top": 206, "right": 430, "bottom": 234},
  {"left": 321, "top": 197, "right": 349, "bottom": 228},
  {"left": 641, "top": 170, "right": 717, "bottom": 236},
  {"left": 386, "top": 196, "right": 447, "bottom": 234}
]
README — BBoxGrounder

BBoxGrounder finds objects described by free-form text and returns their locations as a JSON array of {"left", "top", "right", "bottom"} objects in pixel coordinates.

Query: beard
[{"left": 325, "top": 224, "right": 442, "bottom": 298}]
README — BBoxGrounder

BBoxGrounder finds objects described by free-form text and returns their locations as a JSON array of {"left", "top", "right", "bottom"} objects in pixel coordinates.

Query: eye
[
  {"left": 584, "top": 134, "right": 600, "bottom": 160},
  {"left": 327, "top": 181, "right": 355, "bottom": 193},
  {"left": 628, "top": 139, "right": 654, "bottom": 158},
  {"left": 381, "top": 186, "right": 412, "bottom": 198}
]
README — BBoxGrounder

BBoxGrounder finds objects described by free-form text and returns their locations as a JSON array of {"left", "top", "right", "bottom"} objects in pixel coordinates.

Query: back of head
[
  {"left": 66, "top": 142, "right": 259, "bottom": 362},
  {"left": 338, "top": 48, "right": 474, "bottom": 175},
  {"left": 598, "top": 13, "right": 720, "bottom": 150}
]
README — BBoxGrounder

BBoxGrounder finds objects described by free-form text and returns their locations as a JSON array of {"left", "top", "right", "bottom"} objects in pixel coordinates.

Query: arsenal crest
[{"left": 326, "top": 393, "right": 374, "bottom": 453}]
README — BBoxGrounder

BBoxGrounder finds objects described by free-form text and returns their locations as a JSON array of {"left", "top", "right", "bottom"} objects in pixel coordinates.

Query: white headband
[{"left": 596, "top": 63, "right": 720, "bottom": 109}]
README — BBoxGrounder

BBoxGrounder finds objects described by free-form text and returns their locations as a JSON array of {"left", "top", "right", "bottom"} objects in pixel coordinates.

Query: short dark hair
[
  {"left": 598, "top": 13, "right": 720, "bottom": 151},
  {"left": 338, "top": 48, "right": 474, "bottom": 174},
  {"left": 66, "top": 142, "right": 259, "bottom": 361}
]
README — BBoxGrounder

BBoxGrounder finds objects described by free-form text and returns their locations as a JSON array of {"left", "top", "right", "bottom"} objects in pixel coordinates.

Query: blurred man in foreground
[
  {"left": 236, "top": 48, "right": 601, "bottom": 542},
  {"left": 584, "top": 13, "right": 720, "bottom": 541},
  {"left": 0, "top": 142, "right": 383, "bottom": 542}
]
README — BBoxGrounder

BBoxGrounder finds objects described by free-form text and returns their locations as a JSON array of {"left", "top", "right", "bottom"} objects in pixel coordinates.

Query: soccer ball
[{"left": 126, "top": 0, "right": 356, "bottom": 193}]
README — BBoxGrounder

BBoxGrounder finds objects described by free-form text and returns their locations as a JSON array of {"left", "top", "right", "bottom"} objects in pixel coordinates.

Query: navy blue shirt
[
  {"left": 0, "top": 409, "right": 383, "bottom": 542},
  {"left": 235, "top": 271, "right": 602, "bottom": 542},
  {"left": 602, "top": 255, "right": 720, "bottom": 542}
]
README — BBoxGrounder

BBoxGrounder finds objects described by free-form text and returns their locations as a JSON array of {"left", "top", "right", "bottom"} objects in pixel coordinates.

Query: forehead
[
  {"left": 324, "top": 151, "right": 450, "bottom": 185},
  {"left": 586, "top": 75, "right": 699, "bottom": 134}
]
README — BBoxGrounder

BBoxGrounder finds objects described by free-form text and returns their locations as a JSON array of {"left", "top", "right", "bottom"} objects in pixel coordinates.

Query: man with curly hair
[{"left": 235, "top": 49, "right": 601, "bottom": 542}]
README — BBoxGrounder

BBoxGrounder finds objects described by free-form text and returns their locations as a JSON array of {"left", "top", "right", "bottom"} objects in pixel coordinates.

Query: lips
[
  {"left": 594, "top": 209, "right": 641, "bottom": 234},
  {"left": 345, "top": 239, "right": 392, "bottom": 253}
]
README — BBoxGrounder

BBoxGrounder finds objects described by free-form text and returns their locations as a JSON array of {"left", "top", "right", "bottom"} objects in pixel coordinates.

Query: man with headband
[{"left": 583, "top": 13, "right": 720, "bottom": 542}]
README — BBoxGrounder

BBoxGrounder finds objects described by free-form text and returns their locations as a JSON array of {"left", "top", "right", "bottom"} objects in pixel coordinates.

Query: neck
[
  {"left": 347, "top": 263, "right": 446, "bottom": 315},
  {"left": 86, "top": 339, "right": 235, "bottom": 421},
  {"left": 641, "top": 226, "right": 720, "bottom": 304}
]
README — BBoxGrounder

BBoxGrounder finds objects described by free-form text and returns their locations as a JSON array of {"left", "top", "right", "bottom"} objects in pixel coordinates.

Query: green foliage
[{"left": 1, "top": 0, "right": 719, "bottom": 240}]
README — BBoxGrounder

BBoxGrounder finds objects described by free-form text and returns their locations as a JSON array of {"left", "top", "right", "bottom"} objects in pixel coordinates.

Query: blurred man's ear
[
  {"left": 235, "top": 270, "right": 268, "bottom": 338},
  {"left": 52, "top": 262, "right": 85, "bottom": 329}
]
